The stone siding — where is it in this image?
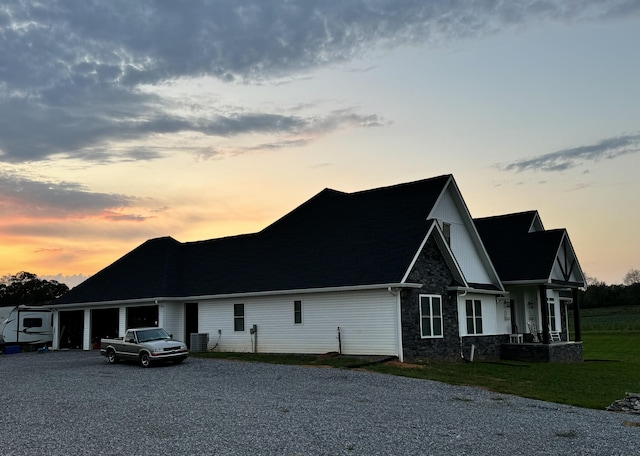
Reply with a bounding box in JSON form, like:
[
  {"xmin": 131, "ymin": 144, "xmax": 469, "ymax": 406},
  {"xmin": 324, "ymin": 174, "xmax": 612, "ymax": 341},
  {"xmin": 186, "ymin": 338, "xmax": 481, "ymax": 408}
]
[
  {"xmin": 401, "ymin": 236, "xmax": 459, "ymax": 361},
  {"xmin": 500, "ymin": 341, "xmax": 583, "ymax": 362},
  {"xmin": 461, "ymin": 335, "xmax": 509, "ymax": 361}
]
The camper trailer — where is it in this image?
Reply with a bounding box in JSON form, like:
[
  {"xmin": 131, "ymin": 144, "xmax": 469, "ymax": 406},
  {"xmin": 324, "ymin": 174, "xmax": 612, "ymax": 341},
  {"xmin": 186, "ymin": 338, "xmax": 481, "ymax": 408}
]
[{"xmin": 0, "ymin": 306, "xmax": 53, "ymax": 353}]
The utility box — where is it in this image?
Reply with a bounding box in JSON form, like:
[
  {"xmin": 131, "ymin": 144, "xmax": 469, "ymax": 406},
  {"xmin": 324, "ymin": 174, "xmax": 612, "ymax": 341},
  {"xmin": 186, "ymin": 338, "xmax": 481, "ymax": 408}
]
[{"xmin": 190, "ymin": 333, "xmax": 209, "ymax": 352}]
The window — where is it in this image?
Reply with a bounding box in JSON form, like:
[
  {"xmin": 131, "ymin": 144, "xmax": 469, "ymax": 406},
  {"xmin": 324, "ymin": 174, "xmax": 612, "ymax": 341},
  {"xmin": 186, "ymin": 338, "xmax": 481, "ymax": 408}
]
[
  {"xmin": 442, "ymin": 222, "xmax": 451, "ymax": 246},
  {"xmin": 234, "ymin": 304, "xmax": 245, "ymax": 332},
  {"xmin": 23, "ymin": 318, "xmax": 42, "ymax": 328},
  {"xmin": 548, "ymin": 298, "xmax": 557, "ymax": 331},
  {"xmin": 465, "ymin": 299, "xmax": 483, "ymax": 335},
  {"xmin": 420, "ymin": 295, "xmax": 443, "ymax": 338},
  {"xmin": 294, "ymin": 300, "xmax": 303, "ymax": 324}
]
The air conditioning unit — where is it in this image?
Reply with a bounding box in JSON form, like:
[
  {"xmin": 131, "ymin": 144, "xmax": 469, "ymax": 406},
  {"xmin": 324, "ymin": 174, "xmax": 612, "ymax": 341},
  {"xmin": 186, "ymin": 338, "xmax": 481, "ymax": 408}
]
[{"xmin": 190, "ymin": 333, "xmax": 209, "ymax": 352}]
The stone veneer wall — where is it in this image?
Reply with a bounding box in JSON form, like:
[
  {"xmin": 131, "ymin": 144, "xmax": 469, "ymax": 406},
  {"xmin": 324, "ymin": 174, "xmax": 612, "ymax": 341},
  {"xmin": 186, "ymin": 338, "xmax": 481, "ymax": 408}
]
[
  {"xmin": 400, "ymin": 236, "xmax": 460, "ymax": 361},
  {"xmin": 500, "ymin": 341, "xmax": 583, "ymax": 362},
  {"xmin": 461, "ymin": 335, "xmax": 510, "ymax": 361}
]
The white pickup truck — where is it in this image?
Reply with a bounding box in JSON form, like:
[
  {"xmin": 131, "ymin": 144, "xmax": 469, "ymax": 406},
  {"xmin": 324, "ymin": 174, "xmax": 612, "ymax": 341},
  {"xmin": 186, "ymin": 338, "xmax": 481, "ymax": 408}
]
[{"xmin": 100, "ymin": 327, "xmax": 188, "ymax": 367}]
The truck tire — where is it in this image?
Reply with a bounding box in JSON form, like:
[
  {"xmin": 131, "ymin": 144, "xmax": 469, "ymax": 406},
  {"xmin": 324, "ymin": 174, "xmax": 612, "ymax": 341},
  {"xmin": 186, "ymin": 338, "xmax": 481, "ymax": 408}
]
[
  {"xmin": 140, "ymin": 352, "xmax": 151, "ymax": 368},
  {"xmin": 107, "ymin": 349, "xmax": 118, "ymax": 364}
]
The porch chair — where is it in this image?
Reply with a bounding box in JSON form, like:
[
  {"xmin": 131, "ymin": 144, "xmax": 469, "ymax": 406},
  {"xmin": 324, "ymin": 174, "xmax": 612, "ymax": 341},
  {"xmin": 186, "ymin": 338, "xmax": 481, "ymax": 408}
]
[{"xmin": 549, "ymin": 328, "xmax": 561, "ymax": 342}]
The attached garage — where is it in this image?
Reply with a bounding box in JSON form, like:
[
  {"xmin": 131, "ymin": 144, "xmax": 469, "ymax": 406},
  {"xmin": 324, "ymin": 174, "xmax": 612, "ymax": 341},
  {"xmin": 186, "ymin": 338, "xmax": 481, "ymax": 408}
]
[
  {"xmin": 58, "ymin": 310, "xmax": 84, "ymax": 349},
  {"xmin": 126, "ymin": 305, "xmax": 159, "ymax": 329},
  {"xmin": 91, "ymin": 308, "xmax": 119, "ymax": 347}
]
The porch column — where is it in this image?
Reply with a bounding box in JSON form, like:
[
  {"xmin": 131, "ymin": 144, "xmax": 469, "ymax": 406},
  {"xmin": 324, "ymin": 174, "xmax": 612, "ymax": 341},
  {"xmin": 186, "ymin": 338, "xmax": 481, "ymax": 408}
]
[
  {"xmin": 52, "ymin": 310, "xmax": 60, "ymax": 350},
  {"xmin": 83, "ymin": 309, "xmax": 91, "ymax": 351},
  {"xmin": 572, "ymin": 288, "xmax": 582, "ymax": 342},
  {"xmin": 539, "ymin": 285, "xmax": 550, "ymax": 344}
]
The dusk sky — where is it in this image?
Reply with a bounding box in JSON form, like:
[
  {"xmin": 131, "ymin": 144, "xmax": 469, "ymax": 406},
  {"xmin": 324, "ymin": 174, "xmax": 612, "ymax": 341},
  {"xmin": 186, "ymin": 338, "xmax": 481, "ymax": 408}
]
[{"xmin": 1, "ymin": 0, "xmax": 638, "ymax": 288}]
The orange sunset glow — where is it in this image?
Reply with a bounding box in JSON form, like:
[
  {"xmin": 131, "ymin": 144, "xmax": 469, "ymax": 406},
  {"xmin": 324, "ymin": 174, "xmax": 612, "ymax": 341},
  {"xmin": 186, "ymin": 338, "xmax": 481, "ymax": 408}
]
[{"xmin": 1, "ymin": 2, "xmax": 639, "ymax": 288}]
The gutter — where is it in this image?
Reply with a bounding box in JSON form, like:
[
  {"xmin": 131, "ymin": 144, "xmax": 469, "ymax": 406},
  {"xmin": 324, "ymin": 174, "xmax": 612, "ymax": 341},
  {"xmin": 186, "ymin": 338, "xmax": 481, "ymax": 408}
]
[{"xmin": 448, "ymin": 286, "xmax": 509, "ymax": 297}]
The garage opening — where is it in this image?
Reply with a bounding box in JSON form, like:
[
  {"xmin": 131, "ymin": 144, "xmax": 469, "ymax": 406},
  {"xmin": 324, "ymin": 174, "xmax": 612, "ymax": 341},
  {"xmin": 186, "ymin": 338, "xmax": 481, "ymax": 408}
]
[
  {"xmin": 127, "ymin": 305, "xmax": 158, "ymax": 328},
  {"xmin": 59, "ymin": 310, "xmax": 84, "ymax": 349},
  {"xmin": 91, "ymin": 308, "xmax": 119, "ymax": 348},
  {"xmin": 185, "ymin": 302, "xmax": 198, "ymax": 349}
]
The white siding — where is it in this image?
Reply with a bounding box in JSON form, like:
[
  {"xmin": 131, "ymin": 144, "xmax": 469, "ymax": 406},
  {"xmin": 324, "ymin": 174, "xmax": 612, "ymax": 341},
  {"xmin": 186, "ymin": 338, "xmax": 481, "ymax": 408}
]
[
  {"xmin": 199, "ymin": 289, "xmax": 399, "ymax": 356},
  {"xmin": 430, "ymin": 187, "xmax": 492, "ymax": 284},
  {"xmin": 161, "ymin": 302, "xmax": 184, "ymax": 341},
  {"xmin": 457, "ymin": 293, "xmax": 504, "ymax": 336},
  {"xmin": 118, "ymin": 307, "xmax": 127, "ymax": 336}
]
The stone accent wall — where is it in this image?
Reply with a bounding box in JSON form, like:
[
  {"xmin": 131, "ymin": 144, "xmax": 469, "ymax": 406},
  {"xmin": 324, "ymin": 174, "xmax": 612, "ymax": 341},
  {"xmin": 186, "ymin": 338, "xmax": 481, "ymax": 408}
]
[
  {"xmin": 461, "ymin": 335, "xmax": 509, "ymax": 361},
  {"xmin": 500, "ymin": 341, "xmax": 583, "ymax": 362},
  {"xmin": 401, "ymin": 236, "xmax": 459, "ymax": 361}
]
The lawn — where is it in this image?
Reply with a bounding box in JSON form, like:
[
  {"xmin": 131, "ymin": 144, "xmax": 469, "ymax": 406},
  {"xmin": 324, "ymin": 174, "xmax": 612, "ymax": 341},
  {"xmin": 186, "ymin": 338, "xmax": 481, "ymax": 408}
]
[{"xmin": 195, "ymin": 309, "xmax": 640, "ymax": 411}]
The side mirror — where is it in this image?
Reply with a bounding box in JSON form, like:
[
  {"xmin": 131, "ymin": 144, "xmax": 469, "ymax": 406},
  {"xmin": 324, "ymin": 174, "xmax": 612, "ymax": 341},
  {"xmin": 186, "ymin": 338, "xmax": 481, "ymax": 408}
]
[{"xmin": 169, "ymin": 334, "xmax": 173, "ymax": 339}]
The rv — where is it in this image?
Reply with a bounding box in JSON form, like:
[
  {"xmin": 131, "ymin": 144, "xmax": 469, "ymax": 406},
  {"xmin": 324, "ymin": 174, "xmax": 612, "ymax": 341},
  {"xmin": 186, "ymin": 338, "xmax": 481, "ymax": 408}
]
[{"xmin": 0, "ymin": 306, "xmax": 53, "ymax": 353}]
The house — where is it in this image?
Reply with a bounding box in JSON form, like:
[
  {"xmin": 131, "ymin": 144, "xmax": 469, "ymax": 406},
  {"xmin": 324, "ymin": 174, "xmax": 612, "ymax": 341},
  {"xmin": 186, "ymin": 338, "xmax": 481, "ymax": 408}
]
[
  {"xmin": 474, "ymin": 211, "xmax": 586, "ymax": 361},
  {"xmin": 51, "ymin": 174, "xmax": 585, "ymax": 361}
]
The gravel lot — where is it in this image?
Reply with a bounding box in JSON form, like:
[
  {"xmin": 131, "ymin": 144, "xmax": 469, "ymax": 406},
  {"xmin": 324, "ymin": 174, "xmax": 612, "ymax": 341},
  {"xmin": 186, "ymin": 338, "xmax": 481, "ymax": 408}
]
[{"xmin": 0, "ymin": 351, "xmax": 637, "ymax": 455}]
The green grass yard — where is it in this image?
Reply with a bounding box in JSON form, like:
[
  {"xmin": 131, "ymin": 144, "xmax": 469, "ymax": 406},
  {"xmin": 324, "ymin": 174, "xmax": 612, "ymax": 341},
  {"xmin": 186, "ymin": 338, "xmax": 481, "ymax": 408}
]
[{"xmin": 195, "ymin": 308, "xmax": 640, "ymax": 410}]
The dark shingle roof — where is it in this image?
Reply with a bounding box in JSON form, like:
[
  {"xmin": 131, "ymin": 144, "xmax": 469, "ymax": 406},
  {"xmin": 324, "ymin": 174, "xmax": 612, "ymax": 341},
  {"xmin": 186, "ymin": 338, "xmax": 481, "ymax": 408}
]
[
  {"xmin": 474, "ymin": 212, "xmax": 565, "ymax": 282},
  {"xmin": 55, "ymin": 175, "xmax": 452, "ymax": 304}
]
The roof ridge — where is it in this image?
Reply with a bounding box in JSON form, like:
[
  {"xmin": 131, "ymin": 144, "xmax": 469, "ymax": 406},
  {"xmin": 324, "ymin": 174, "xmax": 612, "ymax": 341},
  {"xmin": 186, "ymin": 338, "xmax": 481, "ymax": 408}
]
[{"xmin": 348, "ymin": 174, "xmax": 452, "ymax": 196}]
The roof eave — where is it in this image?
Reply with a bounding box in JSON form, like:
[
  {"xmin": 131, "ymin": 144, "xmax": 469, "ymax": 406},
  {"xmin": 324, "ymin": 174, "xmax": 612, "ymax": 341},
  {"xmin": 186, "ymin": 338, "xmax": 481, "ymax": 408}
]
[{"xmin": 46, "ymin": 282, "xmax": 425, "ymax": 308}]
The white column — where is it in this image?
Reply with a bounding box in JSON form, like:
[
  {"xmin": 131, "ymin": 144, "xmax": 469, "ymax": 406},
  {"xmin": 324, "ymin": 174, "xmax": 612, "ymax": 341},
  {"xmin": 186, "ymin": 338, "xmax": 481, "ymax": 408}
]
[{"xmin": 52, "ymin": 310, "xmax": 60, "ymax": 350}]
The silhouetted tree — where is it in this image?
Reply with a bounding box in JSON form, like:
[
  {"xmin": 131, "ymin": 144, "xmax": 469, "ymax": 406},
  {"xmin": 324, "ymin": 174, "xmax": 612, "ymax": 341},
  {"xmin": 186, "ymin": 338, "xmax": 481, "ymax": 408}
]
[
  {"xmin": 623, "ymin": 269, "xmax": 640, "ymax": 286},
  {"xmin": 0, "ymin": 271, "xmax": 69, "ymax": 307}
]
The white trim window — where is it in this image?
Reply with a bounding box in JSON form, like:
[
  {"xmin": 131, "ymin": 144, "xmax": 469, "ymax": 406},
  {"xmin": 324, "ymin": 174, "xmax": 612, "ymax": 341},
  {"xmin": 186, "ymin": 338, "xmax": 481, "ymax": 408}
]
[
  {"xmin": 465, "ymin": 299, "xmax": 483, "ymax": 335},
  {"xmin": 294, "ymin": 300, "xmax": 303, "ymax": 325},
  {"xmin": 234, "ymin": 303, "xmax": 245, "ymax": 332},
  {"xmin": 548, "ymin": 298, "xmax": 557, "ymax": 331},
  {"xmin": 420, "ymin": 295, "xmax": 443, "ymax": 338}
]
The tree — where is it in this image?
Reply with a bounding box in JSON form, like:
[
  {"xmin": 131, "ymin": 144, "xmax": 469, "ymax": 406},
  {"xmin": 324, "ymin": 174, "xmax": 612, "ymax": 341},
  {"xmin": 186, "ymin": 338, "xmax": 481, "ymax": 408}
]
[
  {"xmin": 0, "ymin": 271, "xmax": 69, "ymax": 307},
  {"xmin": 623, "ymin": 269, "xmax": 640, "ymax": 286}
]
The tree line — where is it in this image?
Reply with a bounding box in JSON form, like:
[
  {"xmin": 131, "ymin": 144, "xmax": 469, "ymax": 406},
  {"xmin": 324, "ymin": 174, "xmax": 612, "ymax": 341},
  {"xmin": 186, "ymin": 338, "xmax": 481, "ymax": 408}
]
[
  {"xmin": 0, "ymin": 271, "xmax": 69, "ymax": 307},
  {"xmin": 580, "ymin": 269, "xmax": 640, "ymax": 309},
  {"xmin": 1, "ymin": 268, "xmax": 638, "ymax": 310}
]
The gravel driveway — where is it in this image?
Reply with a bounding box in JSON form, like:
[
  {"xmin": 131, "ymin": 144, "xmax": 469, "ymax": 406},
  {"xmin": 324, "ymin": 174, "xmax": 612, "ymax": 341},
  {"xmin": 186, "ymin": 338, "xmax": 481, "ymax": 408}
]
[{"xmin": 0, "ymin": 351, "xmax": 637, "ymax": 455}]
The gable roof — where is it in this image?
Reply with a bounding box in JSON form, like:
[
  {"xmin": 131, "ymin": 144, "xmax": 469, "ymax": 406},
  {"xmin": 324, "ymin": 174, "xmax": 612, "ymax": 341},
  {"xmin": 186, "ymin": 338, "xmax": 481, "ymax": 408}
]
[
  {"xmin": 474, "ymin": 211, "xmax": 585, "ymax": 286},
  {"xmin": 57, "ymin": 175, "xmax": 476, "ymax": 305}
]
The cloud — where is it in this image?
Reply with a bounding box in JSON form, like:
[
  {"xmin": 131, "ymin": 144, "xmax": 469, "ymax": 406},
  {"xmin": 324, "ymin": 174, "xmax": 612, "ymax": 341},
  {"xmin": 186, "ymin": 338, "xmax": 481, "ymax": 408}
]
[
  {"xmin": 1, "ymin": 0, "xmax": 636, "ymax": 165},
  {"xmin": 0, "ymin": 171, "xmax": 138, "ymax": 218},
  {"xmin": 40, "ymin": 274, "xmax": 89, "ymax": 288},
  {"xmin": 501, "ymin": 133, "xmax": 640, "ymax": 172}
]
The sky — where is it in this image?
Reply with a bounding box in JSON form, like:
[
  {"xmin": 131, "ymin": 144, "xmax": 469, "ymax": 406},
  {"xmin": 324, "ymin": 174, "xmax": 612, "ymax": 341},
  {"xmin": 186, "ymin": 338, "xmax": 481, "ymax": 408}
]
[{"xmin": 1, "ymin": 0, "xmax": 639, "ymax": 288}]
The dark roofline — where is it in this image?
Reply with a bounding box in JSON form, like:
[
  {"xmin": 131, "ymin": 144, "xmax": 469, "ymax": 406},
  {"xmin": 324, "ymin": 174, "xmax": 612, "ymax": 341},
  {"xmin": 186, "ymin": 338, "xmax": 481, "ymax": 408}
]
[{"xmin": 474, "ymin": 210, "xmax": 538, "ymax": 223}]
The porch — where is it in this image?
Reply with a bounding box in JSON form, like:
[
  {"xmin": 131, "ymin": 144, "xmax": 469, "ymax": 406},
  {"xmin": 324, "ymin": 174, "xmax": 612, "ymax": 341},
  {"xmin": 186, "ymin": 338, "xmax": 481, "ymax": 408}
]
[{"xmin": 500, "ymin": 340, "xmax": 583, "ymax": 363}]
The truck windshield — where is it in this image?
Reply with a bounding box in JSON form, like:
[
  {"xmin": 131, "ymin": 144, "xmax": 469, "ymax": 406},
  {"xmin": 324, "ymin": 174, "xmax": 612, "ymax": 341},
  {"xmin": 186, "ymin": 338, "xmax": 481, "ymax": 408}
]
[{"xmin": 136, "ymin": 328, "xmax": 170, "ymax": 342}]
